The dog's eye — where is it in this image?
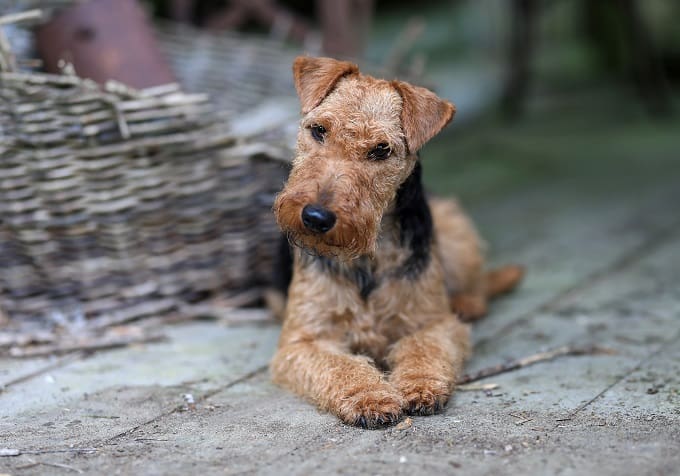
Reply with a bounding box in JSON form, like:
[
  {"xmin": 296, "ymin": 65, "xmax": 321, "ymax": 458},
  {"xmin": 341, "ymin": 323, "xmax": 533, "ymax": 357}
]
[
  {"xmin": 310, "ymin": 124, "xmax": 327, "ymax": 143},
  {"xmin": 367, "ymin": 143, "xmax": 391, "ymax": 160}
]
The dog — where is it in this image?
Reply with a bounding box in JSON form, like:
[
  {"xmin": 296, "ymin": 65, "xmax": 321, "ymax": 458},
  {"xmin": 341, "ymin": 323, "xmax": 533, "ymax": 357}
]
[{"xmin": 269, "ymin": 56, "xmax": 523, "ymax": 428}]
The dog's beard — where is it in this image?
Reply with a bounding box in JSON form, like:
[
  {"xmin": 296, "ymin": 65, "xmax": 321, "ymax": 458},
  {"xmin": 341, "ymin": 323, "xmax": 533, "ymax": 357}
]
[{"xmin": 283, "ymin": 228, "xmax": 375, "ymax": 263}]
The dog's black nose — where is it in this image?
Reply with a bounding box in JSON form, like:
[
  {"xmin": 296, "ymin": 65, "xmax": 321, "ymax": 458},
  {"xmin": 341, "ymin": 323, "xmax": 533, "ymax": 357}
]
[{"xmin": 301, "ymin": 204, "xmax": 336, "ymax": 233}]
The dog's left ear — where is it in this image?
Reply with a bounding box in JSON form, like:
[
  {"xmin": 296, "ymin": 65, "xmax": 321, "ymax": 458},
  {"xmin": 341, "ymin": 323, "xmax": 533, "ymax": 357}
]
[
  {"xmin": 293, "ymin": 56, "xmax": 359, "ymax": 114},
  {"xmin": 391, "ymin": 80, "xmax": 456, "ymax": 154}
]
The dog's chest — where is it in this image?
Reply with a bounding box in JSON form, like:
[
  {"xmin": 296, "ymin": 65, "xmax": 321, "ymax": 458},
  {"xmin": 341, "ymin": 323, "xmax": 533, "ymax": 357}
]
[{"xmin": 305, "ymin": 244, "xmax": 449, "ymax": 359}]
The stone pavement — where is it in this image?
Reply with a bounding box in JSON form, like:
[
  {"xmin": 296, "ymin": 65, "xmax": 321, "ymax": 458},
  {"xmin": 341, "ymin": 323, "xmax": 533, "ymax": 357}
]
[{"xmin": 2, "ymin": 130, "xmax": 680, "ymax": 475}]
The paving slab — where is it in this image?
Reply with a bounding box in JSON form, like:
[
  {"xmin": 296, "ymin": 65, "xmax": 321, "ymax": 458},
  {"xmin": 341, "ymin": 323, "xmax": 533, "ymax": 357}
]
[
  {"xmin": 1, "ymin": 324, "xmax": 279, "ymax": 455},
  {"xmin": 469, "ymin": 158, "xmax": 680, "ymax": 349}
]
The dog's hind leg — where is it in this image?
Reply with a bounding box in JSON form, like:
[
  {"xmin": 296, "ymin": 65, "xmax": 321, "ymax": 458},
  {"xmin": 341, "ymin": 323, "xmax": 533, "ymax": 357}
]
[
  {"xmin": 430, "ymin": 198, "xmax": 487, "ymax": 319},
  {"xmin": 448, "ymin": 265, "xmax": 524, "ymax": 321},
  {"xmin": 431, "ymin": 198, "xmax": 523, "ymax": 321}
]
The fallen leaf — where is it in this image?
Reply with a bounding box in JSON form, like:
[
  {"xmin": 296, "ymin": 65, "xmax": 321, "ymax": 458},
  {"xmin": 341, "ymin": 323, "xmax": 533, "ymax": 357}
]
[{"xmin": 395, "ymin": 417, "xmax": 413, "ymax": 431}]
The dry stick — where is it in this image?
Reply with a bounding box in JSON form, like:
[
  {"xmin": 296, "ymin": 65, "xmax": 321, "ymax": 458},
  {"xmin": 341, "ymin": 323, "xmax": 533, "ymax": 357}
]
[
  {"xmin": 44, "ymin": 461, "xmax": 84, "ymax": 474},
  {"xmin": 8, "ymin": 334, "xmax": 166, "ymax": 358},
  {"xmin": 140, "ymin": 290, "xmax": 274, "ymax": 328},
  {"xmin": 456, "ymin": 345, "xmax": 617, "ymax": 386},
  {"xmin": 1, "ymin": 447, "xmax": 97, "ymax": 457},
  {"xmin": 17, "ymin": 459, "xmax": 84, "ymax": 474},
  {"xmin": 105, "ymin": 364, "xmax": 269, "ymax": 442},
  {"xmin": 23, "ymin": 447, "xmax": 97, "ymax": 455},
  {"xmin": 457, "ymin": 382, "xmax": 499, "ymax": 392},
  {"xmin": 86, "ymin": 299, "xmax": 178, "ymax": 330},
  {"xmin": 0, "ymin": 352, "xmax": 85, "ymax": 392}
]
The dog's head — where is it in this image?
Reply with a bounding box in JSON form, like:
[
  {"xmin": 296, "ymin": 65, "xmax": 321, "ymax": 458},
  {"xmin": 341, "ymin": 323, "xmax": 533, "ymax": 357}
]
[{"xmin": 274, "ymin": 56, "xmax": 455, "ymax": 261}]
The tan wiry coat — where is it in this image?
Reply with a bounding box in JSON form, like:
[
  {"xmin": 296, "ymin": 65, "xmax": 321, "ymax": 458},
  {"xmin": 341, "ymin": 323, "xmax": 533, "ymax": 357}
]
[{"xmin": 270, "ymin": 56, "xmax": 523, "ymax": 428}]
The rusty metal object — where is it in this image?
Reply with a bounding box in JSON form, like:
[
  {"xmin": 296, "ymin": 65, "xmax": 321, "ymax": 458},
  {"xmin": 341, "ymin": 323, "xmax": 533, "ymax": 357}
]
[{"xmin": 35, "ymin": 0, "xmax": 174, "ymax": 88}]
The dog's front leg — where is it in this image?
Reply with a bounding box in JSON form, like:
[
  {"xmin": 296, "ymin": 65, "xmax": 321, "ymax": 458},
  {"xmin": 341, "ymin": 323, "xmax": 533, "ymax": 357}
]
[
  {"xmin": 387, "ymin": 316, "xmax": 471, "ymax": 415},
  {"xmin": 271, "ymin": 338, "xmax": 404, "ymax": 428}
]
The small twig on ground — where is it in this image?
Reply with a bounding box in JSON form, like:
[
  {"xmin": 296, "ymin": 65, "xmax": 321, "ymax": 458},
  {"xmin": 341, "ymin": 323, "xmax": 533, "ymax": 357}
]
[
  {"xmin": 177, "ymin": 290, "xmax": 274, "ymax": 325},
  {"xmin": 86, "ymin": 299, "xmax": 177, "ymax": 330},
  {"xmin": 456, "ymin": 345, "xmax": 617, "ymax": 385},
  {"xmin": 16, "ymin": 457, "xmax": 84, "ymax": 474},
  {"xmin": 41, "ymin": 461, "xmax": 83, "ymax": 473},
  {"xmin": 0, "ymin": 352, "xmax": 84, "ymax": 392},
  {"xmin": 0, "ymin": 447, "xmax": 96, "ymax": 457},
  {"xmin": 7, "ymin": 334, "xmax": 166, "ymax": 358},
  {"xmin": 171, "ymin": 306, "xmax": 274, "ymax": 326},
  {"xmin": 457, "ymin": 382, "xmax": 500, "ymax": 392},
  {"xmin": 23, "ymin": 447, "xmax": 97, "ymax": 455},
  {"xmin": 135, "ymin": 291, "xmax": 273, "ymax": 328}
]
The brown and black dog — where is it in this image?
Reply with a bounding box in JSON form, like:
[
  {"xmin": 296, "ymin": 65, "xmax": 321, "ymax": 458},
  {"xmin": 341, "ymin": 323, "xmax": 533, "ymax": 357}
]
[{"xmin": 270, "ymin": 56, "xmax": 523, "ymax": 428}]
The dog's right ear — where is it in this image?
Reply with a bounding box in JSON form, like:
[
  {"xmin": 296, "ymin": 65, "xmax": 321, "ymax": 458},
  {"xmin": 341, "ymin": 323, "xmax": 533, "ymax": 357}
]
[{"xmin": 293, "ymin": 56, "xmax": 359, "ymax": 114}]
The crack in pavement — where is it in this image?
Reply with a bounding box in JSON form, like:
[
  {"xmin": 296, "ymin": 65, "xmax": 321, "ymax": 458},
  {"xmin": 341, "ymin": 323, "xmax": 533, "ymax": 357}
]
[
  {"xmin": 554, "ymin": 328, "xmax": 680, "ymax": 426},
  {"xmin": 0, "ymin": 352, "xmax": 86, "ymax": 393},
  {"xmin": 96, "ymin": 364, "xmax": 269, "ymax": 447},
  {"xmin": 476, "ymin": 218, "xmax": 680, "ymax": 353}
]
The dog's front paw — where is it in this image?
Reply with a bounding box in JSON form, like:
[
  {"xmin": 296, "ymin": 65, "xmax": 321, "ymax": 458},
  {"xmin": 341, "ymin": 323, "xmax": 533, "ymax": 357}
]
[
  {"xmin": 392, "ymin": 377, "xmax": 451, "ymax": 416},
  {"xmin": 336, "ymin": 386, "xmax": 404, "ymax": 429}
]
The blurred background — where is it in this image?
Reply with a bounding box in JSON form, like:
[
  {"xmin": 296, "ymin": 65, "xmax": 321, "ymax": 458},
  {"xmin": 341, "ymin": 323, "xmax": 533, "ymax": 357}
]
[
  {"xmin": 148, "ymin": 0, "xmax": 680, "ymax": 198},
  {"xmin": 14, "ymin": 0, "xmax": 679, "ymax": 198},
  {"xmin": 1, "ymin": 0, "xmax": 679, "ymax": 338}
]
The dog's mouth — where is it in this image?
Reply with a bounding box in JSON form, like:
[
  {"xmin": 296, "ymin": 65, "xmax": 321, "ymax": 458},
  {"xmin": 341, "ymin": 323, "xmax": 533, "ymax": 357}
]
[{"xmin": 283, "ymin": 228, "xmax": 360, "ymax": 261}]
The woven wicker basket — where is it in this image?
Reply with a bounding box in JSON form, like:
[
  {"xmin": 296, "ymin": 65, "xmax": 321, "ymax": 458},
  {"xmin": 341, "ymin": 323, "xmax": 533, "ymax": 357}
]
[
  {"xmin": 157, "ymin": 22, "xmax": 301, "ymax": 117},
  {"xmin": 0, "ymin": 17, "xmax": 291, "ymax": 325}
]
